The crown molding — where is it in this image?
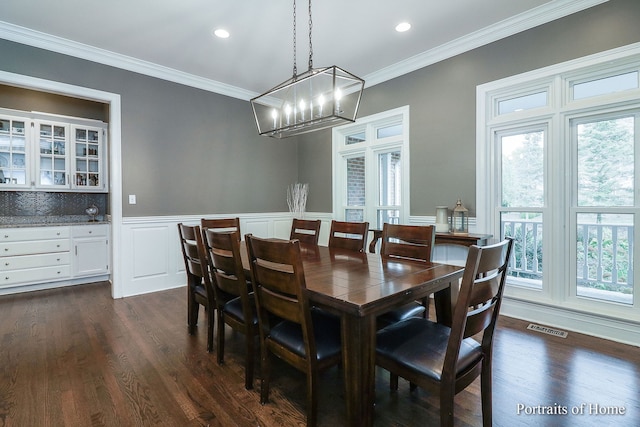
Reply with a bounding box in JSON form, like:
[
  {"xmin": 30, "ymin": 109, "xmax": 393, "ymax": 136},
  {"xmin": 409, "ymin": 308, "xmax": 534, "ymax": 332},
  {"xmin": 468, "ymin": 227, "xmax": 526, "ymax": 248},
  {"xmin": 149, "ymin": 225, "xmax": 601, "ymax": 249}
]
[
  {"xmin": 364, "ymin": 0, "xmax": 609, "ymax": 88},
  {"xmin": 0, "ymin": 21, "xmax": 257, "ymax": 101},
  {"xmin": 0, "ymin": 0, "xmax": 608, "ymax": 99}
]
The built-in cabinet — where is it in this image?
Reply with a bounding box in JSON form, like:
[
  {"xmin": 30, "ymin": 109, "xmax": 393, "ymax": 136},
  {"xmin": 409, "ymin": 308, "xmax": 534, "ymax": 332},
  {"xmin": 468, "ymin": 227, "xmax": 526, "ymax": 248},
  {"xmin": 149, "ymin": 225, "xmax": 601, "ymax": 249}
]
[
  {"xmin": 0, "ymin": 109, "xmax": 107, "ymax": 192},
  {"xmin": 72, "ymin": 224, "xmax": 109, "ymax": 277},
  {"xmin": 0, "ymin": 224, "xmax": 110, "ymax": 291}
]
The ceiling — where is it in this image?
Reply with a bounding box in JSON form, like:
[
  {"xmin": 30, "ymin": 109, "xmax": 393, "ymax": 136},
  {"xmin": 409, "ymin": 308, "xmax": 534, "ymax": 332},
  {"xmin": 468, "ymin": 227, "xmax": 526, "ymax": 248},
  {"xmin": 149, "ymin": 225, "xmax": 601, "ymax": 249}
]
[{"xmin": 0, "ymin": 0, "xmax": 606, "ymax": 100}]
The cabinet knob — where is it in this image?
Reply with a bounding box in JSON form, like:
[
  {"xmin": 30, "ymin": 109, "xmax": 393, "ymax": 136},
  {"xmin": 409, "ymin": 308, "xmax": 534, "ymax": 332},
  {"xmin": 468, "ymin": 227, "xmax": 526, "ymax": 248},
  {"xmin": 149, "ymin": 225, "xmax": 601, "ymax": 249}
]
[{"xmin": 3, "ymin": 235, "xmax": 8, "ymax": 238}]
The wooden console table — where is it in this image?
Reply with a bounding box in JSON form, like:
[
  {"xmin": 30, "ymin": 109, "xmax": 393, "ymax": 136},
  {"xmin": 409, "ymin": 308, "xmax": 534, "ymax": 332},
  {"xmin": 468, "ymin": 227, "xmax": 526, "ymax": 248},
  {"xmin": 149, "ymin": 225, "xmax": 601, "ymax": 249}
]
[{"xmin": 368, "ymin": 229, "xmax": 492, "ymax": 253}]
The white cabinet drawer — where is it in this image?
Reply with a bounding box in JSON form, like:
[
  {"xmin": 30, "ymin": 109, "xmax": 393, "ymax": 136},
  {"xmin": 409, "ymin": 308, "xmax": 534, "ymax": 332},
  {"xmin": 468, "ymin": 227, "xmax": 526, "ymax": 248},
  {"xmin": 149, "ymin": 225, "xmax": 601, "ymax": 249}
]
[
  {"xmin": 1, "ymin": 239, "xmax": 70, "ymax": 257},
  {"xmin": 0, "ymin": 226, "xmax": 70, "ymax": 242},
  {"xmin": 72, "ymin": 224, "xmax": 109, "ymax": 238},
  {"xmin": 0, "ymin": 265, "xmax": 71, "ymax": 287},
  {"xmin": 0, "ymin": 252, "xmax": 71, "ymax": 271}
]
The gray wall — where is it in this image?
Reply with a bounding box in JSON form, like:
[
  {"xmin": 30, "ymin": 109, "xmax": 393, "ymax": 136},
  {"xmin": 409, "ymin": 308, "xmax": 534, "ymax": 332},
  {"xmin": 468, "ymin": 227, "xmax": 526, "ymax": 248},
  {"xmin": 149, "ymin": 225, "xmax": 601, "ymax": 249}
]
[
  {"xmin": 0, "ymin": 40, "xmax": 299, "ymax": 216},
  {"xmin": 1, "ymin": 0, "xmax": 639, "ymax": 218},
  {"xmin": 299, "ymin": 0, "xmax": 640, "ymax": 216}
]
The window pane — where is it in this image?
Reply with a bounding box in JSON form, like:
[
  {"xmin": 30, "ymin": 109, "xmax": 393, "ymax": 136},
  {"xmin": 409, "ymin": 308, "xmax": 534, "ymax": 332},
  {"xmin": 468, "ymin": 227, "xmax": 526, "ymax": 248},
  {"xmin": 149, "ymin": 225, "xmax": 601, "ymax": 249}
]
[
  {"xmin": 345, "ymin": 209, "xmax": 364, "ymax": 222},
  {"xmin": 378, "ymin": 151, "xmax": 401, "ymax": 207},
  {"xmin": 501, "ymin": 211, "xmax": 543, "ymax": 289},
  {"xmin": 376, "ymin": 124, "xmax": 402, "ymax": 139},
  {"xmin": 345, "ymin": 132, "xmax": 365, "ymax": 145},
  {"xmin": 378, "ymin": 210, "xmax": 399, "ymax": 228},
  {"xmin": 573, "ymin": 71, "xmax": 638, "ymax": 100},
  {"xmin": 501, "ymin": 130, "xmax": 544, "ymax": 207},
  {"xmin": 577, "ymin": 116, "xmax": 634, "ymax": 207},
  {"xmin": 498, "ymin": 91, "xmax": 547, "ymax": 115},
  {"xmin": 346, "ymin": 156, "xmax": 365, "ymax": 206},
  {"xmin": 576, "ymin": 213, "xmax": 633, "ymax": 304}
]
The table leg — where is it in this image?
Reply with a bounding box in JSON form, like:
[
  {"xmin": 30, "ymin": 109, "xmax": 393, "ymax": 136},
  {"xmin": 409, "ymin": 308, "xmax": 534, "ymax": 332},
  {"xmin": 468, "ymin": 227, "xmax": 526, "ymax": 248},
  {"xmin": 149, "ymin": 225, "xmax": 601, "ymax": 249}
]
[
  {"xmin": 341, "ymin": 313, "xmax": 376, "ymax": 427},
  {"xmin": 433, "ymin": 281, "xmax": 454, "ymax": 326}
]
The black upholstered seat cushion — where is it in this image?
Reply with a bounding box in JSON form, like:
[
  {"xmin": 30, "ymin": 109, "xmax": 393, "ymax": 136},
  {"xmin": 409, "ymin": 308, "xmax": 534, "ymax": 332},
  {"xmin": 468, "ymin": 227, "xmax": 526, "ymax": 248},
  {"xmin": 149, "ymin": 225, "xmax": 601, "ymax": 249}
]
[
  {"xmin": 223, "ymin": 296, "xmax": 258, "ymax": 326},
  {"xmin": 268, "ymin": 309, "xmax": 341, "ymax": 361},
  {"xmin": 377, "ymin": 302, "xmax": 426, "ymax": 328},
  {"xmin": 193, "ymin": 284, "xmax": 208, "ymax": 299},
  {"xmin": 376, "ymin": 317, "xmax": 482, "ymax": 381}
]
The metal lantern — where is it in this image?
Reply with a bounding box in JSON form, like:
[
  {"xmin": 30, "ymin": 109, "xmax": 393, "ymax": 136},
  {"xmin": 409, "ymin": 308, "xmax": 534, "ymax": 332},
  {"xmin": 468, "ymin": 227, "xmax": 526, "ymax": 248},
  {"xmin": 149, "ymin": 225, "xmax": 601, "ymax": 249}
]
[
  {"xmin": 451, "ymin": 199, "xmax": 469, "ymax": 235},
  {"xmin": 250, "ymin": 0, "xmax": 364, "ymax": 139}
]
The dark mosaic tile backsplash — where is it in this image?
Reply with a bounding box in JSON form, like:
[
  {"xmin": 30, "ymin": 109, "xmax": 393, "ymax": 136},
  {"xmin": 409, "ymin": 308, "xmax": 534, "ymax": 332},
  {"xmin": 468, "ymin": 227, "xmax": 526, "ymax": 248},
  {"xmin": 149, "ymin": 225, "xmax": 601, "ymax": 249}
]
[{"xmin": 0, "ymin": 191, "xmax": 108, "ymax": 222}]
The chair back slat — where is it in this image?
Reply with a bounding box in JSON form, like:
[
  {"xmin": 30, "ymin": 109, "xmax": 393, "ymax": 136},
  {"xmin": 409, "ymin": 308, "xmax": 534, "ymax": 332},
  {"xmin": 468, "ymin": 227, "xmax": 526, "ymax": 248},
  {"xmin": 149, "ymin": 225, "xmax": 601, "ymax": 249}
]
[
  {"xmin": 328, "ymin": 220, "xmax": 369, "ymax": 252},
  {"xmin": 464, "ymin": 303, "xmax": 496, "ymax": 338},
  {"xmin": 467, "ymin": 274, "xmax": 500, "ymax": 308},
  {"xmin": 201, "ymin": 217, "xmax": 241, "ymax": 241},
  {"xmin": 290, "ymin": 218, "xmax": 322, "ymax": 245},
  {"xmin": 380, "ymin": 223, "xmax": 434, "ymax": 262}
]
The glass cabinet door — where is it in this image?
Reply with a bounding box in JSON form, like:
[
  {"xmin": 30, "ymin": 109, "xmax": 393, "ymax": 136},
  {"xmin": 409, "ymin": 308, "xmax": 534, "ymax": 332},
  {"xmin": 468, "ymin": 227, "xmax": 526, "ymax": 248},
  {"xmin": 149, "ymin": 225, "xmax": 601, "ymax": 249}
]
[
  {"xmin": 36, "ymin": 121, "xmax": 68, "ymax": 188},
  {"xmin": 72, "ymin": 125, "xmax": 104, "ymax": 190},
  {"xmin": 0, "ymin": 117, "xmax": 29, "ymax": 187}
]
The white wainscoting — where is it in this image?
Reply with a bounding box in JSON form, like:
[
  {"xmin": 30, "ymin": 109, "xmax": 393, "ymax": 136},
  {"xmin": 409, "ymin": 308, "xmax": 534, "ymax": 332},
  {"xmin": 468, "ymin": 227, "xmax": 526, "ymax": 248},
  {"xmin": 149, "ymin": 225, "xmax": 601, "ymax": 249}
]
[{"xmin": 117, "ymin": 212, "xmax": 335, "ymax": 298}]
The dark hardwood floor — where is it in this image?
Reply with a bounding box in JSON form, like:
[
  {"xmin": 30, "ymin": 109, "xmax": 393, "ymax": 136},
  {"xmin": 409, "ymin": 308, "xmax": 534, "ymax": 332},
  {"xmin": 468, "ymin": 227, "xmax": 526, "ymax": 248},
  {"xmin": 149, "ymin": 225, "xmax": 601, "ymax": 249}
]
[{"xmin": 1, "ymin": 282, "xmax": 639, "ymax": 426}]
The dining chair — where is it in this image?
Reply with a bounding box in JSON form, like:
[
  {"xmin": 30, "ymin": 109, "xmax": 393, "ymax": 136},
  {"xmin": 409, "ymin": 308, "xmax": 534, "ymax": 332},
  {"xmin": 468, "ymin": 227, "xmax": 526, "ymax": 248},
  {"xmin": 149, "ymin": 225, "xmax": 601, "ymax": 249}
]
[
  {"xmin": 201, "ymin": 217, "xmax": 241, "ymax": 240},
  {"xmin": 375, "ymin": 238, "xmax": 514, "ymax": 427},
  {"xmin": 245, "ymin": 234, "xmax": 342, "ymax": 427},
  {"xmin": 177, "ymin": 223, "xmax": 216, "ymax": 352},
  {"xmin": 327, "ymin": 220, "xmax": 369, "ymax": 252},
  {"xmin": 289, "ymin": 218, "xmax": 322, "ymax": 245},
  {"xmin": 377, "ymin": 223, "xmax": 436, "ymax": 329},
  {"xmin": 203, "ymin": 228, "xmax": 258, "ymax": 390}
]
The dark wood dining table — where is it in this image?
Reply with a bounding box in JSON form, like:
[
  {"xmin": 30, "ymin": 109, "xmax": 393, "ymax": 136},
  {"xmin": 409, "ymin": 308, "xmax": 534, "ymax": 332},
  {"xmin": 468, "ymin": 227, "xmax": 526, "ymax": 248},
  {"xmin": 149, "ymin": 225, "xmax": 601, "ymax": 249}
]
[{"xmin": 241, "ymin": 241, "xmax": 464, "ymax": 427}]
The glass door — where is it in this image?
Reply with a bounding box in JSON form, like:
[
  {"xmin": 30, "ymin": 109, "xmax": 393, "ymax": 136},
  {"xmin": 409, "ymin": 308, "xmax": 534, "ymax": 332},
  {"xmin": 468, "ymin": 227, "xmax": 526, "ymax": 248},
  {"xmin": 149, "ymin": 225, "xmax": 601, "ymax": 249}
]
[
  {"xmin": 0, "ymin": 116, "xmax": 29, "ymax": 187},
  {"xmin": 36, "ymin": 121, "xmax": 69, "ymax": 188},
  {"xmin": 73, "ymin": 125, "xmax": 104, "ymax": 190}
]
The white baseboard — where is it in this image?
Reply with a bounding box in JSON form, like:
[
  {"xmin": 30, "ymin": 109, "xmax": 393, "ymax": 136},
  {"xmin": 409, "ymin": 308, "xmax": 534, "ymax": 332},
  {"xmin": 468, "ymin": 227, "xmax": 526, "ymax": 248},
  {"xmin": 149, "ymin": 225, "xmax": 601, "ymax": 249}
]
[{"xmin": 501, "ymin": 297, "xmax": 640, "ymax": 347}]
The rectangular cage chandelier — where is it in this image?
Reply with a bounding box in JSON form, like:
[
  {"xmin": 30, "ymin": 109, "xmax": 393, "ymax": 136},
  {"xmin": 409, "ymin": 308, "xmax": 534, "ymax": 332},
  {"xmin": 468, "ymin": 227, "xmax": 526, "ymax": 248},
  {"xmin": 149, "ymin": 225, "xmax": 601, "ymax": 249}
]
[{"xmin": 250, "ymin": 0, "xmax": 364, "ymax": 139}]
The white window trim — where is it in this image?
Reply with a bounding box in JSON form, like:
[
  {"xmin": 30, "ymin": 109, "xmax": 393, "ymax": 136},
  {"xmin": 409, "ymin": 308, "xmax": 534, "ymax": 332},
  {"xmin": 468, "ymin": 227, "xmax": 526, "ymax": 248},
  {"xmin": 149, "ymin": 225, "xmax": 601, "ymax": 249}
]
[
  {"xmin": 477, "ymin": 42, "xmax": 640, "ymax": 346},
  {"xmin": 332, "ymin": 106, "xmax": 410, "ymax": 226}
]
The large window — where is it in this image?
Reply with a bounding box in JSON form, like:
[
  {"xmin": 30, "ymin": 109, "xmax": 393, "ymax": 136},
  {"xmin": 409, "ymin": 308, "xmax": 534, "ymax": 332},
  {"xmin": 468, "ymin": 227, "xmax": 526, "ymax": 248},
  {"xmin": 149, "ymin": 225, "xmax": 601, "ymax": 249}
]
[
  {"xmin": 478, "ymin": 45, "xmax": 640, "ymax": 322},
  {"xmin": 333, "ymin": 106, "xmax": 410, "ymax": 228}
]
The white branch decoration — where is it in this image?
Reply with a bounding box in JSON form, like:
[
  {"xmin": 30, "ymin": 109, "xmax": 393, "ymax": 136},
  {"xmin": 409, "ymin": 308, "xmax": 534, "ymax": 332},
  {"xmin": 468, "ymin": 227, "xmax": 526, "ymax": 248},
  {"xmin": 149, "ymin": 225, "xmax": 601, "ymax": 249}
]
[{"xmin": 287, "ymin": 183, "xmax": 308, "ymax": 218}]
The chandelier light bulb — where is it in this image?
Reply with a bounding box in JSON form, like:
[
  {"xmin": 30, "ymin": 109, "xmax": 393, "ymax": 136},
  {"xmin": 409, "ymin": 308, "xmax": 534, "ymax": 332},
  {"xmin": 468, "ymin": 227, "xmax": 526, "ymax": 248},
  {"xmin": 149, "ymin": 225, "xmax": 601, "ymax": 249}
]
[
  {"xmin": 335, "ymin": 88, "xmax": 342, "ymax": 113},
  {"xmin": 299, "ymin": 99, "xmax": 306, "ymax": 121},
  {"xmin": 285, "ymin": 104, "xmax": 292, "ymax": 125}
]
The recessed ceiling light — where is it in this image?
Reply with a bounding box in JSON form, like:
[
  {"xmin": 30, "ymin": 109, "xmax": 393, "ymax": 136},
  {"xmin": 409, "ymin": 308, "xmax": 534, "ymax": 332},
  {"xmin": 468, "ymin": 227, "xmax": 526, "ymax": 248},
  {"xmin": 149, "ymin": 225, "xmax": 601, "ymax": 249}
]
[
  {"xmin": 395, "ymin": 22, "xmax": 411, "ymax": 33},
  {"xmin": 213, "ymin": 28, "xmax": 230, "ymax": 39}
]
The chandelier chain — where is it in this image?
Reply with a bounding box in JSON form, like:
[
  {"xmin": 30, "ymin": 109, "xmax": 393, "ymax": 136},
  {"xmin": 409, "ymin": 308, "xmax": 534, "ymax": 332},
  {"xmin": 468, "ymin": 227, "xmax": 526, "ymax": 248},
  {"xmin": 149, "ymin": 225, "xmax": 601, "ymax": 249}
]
[
  {"xmin": 308, "ymin": 0, "xmax": 313, "ymax": 70},
  {"xmin": 292, "ymin": 0, "xmax": 297, "ymax": 77}
]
